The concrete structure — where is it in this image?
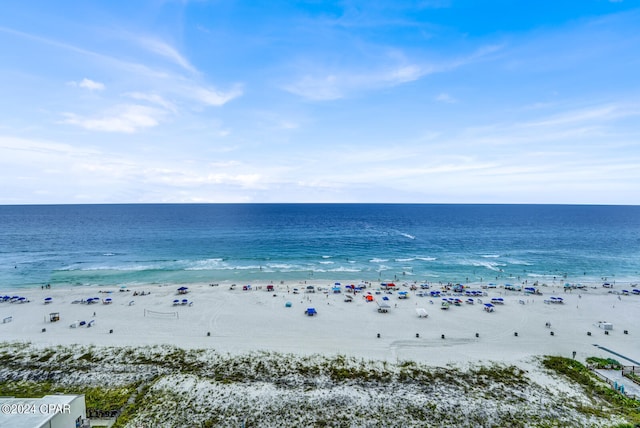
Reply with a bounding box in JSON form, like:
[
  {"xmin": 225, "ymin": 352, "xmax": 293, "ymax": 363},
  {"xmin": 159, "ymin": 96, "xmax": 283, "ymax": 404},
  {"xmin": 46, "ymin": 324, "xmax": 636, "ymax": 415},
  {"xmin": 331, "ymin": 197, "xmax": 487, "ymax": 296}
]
[{"xmin": 0, "ymin": 394, "xmax": 88, "ymax": 428}]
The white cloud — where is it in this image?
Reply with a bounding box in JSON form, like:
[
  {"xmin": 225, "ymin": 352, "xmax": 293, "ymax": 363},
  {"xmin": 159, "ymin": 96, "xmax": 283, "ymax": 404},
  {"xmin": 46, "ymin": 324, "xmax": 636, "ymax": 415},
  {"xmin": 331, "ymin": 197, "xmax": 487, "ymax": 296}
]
[
  {"xmin": 68, "ymin": 78, "xmax": 105, "ymax": 91},
  {"xmin": 189, "ymin": 84, "xmax": 243, "ymax": 106},
  {"xmin": 79, "ymin": 78, "xmax": 105, "ymax": 91},
  {"xmin": 136, "ymin": 36, "xmax": 197, "ymax": 73},
  {"xmin": 283, "ymin": 64, "xmax": 430, "ymax": 101},
  {"xmin": 284, "ymin": 75, "xmax": 343, "ymax": 101},
  {"xmin": 517, "ymin": 104, "xmax": 635, "ymax": 129},
  {"xmin": 385, "ymin": 65, "xmax": 426, "ymax": 83},
  {"xmin": 61, "ymin": 104, "xmax": 165, "ymax": 133},
  {"xmin": 125, "ymin": 92, "xmax": 176, "ymax": 112},
  {"xmin": 435, "ymin": 93, "xmax": 457, "ymax": 103},
  {"xmin": 283, "ymin": 44, "xmax": 502, "ymax": 101}
]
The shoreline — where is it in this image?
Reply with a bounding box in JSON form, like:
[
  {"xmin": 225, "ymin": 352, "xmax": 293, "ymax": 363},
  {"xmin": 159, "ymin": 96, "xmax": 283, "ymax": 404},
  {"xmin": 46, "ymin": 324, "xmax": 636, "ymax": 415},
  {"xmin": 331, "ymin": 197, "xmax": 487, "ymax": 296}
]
[{"xmin": 6, "ymin": 275, "xmax": 639, "ymax": 291}]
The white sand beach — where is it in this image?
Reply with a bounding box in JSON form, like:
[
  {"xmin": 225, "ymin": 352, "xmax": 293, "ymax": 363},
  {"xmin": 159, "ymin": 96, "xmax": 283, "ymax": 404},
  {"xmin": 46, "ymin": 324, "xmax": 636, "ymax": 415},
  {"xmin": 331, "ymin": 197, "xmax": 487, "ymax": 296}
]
[{"xmin": 1, "ymin": 281, "xmax": 638, "ymax": 366}]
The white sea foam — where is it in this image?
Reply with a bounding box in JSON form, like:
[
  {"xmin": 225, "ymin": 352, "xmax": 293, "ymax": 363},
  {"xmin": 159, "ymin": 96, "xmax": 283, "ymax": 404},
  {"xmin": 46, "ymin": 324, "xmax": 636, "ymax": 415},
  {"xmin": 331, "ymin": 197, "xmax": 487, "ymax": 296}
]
[
  {"xmin": 400, "ymin": 232, "xmax": 416, "ymax": 240},
  {"xmin": 481, "ymin": 254, "xmax": 500, "ymax": 258},
  {"xmin": 329, "ymin": 266, "xmax": 361, "ymax": 273},
  {"xmin": 265, "ymin": 263, "xmax": 298, "ymax": 270},
  {"xmin": 395, "ymin": 258, "xmax": 415, "ymax": 262},
  {"xmin": 215, "ymin": 265, "xmax": 263, "ymax": 271},
  {"xmin": 468, "ymin": 260, "xmax": 507, "ymax": 271},
  {"xmin": 506, "ymin": 259, "xmax": 533, "ymax": 266},
  {"xmin": 321, "ymin": 255, "xmax": 332, "ymax": 259},
  {"xmin": 57, "ymin": 264, "xmax": 155, "ymax": 272},
  {"xmin": 416, "ymin": 257, "xmax": 437, "ymax": 261},
  {"xmin": 319, "ymin": 261, "xmax": 334, "ymax": 265},
  {"xmin": 477, "ymin": 262, "xmax": 503, "ymax": 272},
  {"xmin": 370, "ymin": 258, "xmax": 389, "ymax": 263},
  {"xmin": 185, "ymin": 258, "xmax": 226, "ymax": 270}
]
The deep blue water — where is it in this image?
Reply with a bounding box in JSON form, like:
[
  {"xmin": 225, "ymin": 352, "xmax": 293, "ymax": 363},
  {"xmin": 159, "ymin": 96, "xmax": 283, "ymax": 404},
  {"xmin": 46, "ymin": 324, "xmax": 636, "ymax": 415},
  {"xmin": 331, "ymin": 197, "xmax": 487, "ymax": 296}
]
[{"xmin": 1, "ymin": 204, "xmax": 639, "ymax": 288}]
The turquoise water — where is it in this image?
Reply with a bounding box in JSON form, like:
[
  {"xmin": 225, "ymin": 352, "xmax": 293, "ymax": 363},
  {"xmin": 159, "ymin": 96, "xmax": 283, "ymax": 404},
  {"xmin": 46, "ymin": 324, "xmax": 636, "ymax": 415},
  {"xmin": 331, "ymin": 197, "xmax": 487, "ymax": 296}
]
[{"xmin": 1, "ymin": 204, "xmax": 639, "ymax": 288}]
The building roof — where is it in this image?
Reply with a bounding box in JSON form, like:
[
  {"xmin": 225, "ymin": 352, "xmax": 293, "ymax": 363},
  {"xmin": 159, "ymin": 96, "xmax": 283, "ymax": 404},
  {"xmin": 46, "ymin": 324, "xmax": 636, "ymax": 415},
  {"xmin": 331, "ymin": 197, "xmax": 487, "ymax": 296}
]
[{"xmin": 0, "ymin": 394, "xmax": 82, "ymax": 428}]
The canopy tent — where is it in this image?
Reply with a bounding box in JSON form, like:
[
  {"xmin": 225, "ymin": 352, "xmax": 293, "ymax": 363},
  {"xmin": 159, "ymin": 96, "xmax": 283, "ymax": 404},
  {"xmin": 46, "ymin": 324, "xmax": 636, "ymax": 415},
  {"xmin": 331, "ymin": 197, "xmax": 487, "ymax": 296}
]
[{"xmin": 377, "ymin": 300, "xmax": 391, "ymax": 313}]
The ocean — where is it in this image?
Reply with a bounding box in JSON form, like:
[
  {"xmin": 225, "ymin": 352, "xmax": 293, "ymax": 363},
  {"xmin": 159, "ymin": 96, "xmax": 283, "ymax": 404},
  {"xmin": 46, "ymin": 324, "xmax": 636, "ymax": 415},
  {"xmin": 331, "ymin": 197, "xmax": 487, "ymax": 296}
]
[{"xmin": 1, "ymin": 204, "xmax": 639, "ymax": 289}]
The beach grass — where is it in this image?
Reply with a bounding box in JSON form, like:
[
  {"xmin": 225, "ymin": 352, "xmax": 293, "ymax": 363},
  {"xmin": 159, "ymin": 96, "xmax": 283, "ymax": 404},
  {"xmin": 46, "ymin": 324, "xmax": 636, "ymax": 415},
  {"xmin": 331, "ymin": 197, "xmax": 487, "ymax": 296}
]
[
  {"xmin": 1, "ymin": 342, "xmax": 636, "ymax": 427},
  {"xmin": 542, "ymin": 356, "xmax": 640, "ymax": 425}
]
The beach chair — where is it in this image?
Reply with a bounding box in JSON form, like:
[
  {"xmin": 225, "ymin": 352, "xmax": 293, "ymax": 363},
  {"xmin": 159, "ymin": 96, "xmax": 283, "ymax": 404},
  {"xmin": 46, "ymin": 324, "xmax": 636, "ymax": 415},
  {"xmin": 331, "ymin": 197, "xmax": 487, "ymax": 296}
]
[{"xmin": 305, "ymin": 308, "xmax": 317, "ymax": 316}]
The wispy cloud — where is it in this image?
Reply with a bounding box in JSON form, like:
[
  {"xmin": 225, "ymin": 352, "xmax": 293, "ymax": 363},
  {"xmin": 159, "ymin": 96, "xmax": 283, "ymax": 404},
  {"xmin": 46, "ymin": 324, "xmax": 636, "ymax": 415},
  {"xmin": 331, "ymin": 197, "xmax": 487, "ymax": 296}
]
[
  {"xmin": 435, "ymin": 92, "xmax": 457, "ymax": 103},
  {"xmin": 61, "ymin": 104, "xmax": 166, "ymax": 133},
  {"xmin": 517, "ymin": 104, "xmax": 637, "ymax": 129},
  {"xmin": 283, "ymin": 44, "xmax": 502, "ymax": 101},
  {"xmin": 68, "ymin": 78, "xmax": 105, "ymax": 91},
  {"xmin": 188, "ymin": 84, "xmax": 243, "ymax": 106},
  {"xmin": 283, "ymin": 64, "xmax": 432, "ymax": 101},
  {"xmin": 135, "ymin": 36, "xmax": 197, "ymax": 74},
  {"xmin": 125, "ymin": 92, "xmax": 177, "ymax": 112}
]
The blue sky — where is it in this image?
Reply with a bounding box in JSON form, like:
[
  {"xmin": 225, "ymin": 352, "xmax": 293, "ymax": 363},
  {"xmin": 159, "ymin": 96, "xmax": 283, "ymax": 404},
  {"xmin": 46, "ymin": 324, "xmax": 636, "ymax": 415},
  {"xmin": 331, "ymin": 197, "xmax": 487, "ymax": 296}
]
[{"xmin": 1, "ymin": 0, "xmax": 639, "ymax": 204}]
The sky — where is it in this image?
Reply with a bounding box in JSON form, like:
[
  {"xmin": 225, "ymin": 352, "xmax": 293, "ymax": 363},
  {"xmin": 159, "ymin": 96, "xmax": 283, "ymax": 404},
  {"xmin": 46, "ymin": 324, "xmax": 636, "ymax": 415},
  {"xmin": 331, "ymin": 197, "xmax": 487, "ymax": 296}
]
[{"xmin": 1, "ymin": 0, "xmax": 639, "ymax": 204}]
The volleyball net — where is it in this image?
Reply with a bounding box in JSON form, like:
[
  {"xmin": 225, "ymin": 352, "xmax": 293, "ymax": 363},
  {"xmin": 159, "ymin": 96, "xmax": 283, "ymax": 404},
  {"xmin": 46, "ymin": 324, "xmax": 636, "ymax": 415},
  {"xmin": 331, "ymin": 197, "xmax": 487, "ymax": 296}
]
[{"xmin": 143, "ymin": 309, "xmax": 179, "ymax": 319}]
